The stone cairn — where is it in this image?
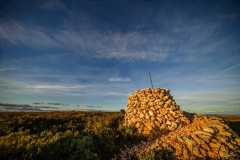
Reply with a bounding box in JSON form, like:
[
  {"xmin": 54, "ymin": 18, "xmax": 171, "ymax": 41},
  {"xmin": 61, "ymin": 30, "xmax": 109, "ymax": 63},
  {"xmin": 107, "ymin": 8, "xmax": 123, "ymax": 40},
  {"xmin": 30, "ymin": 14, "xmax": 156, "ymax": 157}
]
[
  {"xmin": 119, "ymin": 88, "xmax": 240, "ymax": 159},
  {"xmin": 124, "ymin": 88, "xmax": 190, "ymax": 135}
]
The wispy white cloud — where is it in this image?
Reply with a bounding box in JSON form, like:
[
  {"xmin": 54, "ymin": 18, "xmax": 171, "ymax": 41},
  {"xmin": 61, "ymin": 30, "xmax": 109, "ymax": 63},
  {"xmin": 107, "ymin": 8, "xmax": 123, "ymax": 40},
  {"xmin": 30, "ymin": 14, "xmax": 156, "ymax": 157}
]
[
  {"xmin": 174, "ymin": 89, "xmax": 240, "ymax": 114},
  {"xmin": 65, "ymin": 91, "xmax": 127, "ymax": 97},
  {"xmin": 176, "ymin": 91, "xmax": 240, "ymax": 102},
  {"xmin": 222, "ymin": 63, "xmax": 240, "ymax": 73},
  {"xmin": 1, "ymin": 15, "xmax": 235, "ymax": 63},
  {"xmin": 0, "ymin": 77, "xmax": 88, "ymax": 93},
  {"xmin": 108, "ymin": 77, "xmax": 131, "ymax": 82},
  {"xmin": 0, "ymin": 20, "xmax": 190, "ymax": 61},
  {"xmin": 52, "ymin": 29, "xmax": 175, "ymax": 61},
  {"xmin": 0, "ymin": 21, "xmax": 60, "ymax": 48},
  {"xmin": 0, "ymin": 76, "xmax": 130, "ymax": 98},
  {"xmin": 26, "ymin": 84, "xmax": 91, "ymax": 91},
  {"xmin": 0, "ymin": 67, "xmax": 17, "ymax": 72}
]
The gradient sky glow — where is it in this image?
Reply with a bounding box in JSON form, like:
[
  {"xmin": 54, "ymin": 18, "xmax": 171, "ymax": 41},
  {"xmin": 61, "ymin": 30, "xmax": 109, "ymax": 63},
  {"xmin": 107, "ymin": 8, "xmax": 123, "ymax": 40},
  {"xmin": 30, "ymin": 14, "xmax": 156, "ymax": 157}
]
[{"xmin": 0, "ymin": 0, "xmax": 240, "ymax": 113}]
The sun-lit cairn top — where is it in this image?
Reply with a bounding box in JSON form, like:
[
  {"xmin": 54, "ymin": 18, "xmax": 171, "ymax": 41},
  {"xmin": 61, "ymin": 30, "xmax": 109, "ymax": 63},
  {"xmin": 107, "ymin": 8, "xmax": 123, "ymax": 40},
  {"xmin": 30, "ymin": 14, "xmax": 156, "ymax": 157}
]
[{"xmin": 124, "ymin": 88, "xmax": 190, "ymax": 135}]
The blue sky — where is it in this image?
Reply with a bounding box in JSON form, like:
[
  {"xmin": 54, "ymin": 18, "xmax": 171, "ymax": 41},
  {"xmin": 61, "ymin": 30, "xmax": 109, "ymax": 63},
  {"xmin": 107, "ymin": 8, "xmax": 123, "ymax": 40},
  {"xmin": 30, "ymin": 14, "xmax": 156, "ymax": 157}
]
[{"xmin": 0, "ymin": 0, "xmax": 240, "ymax": 113}]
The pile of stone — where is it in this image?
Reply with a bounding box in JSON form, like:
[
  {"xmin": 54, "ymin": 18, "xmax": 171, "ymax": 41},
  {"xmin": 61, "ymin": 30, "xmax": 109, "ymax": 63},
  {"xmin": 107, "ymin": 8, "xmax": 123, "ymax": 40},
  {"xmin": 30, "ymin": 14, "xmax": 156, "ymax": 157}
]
[
  {"xmin": 119, "ymin": 115, "xmax": 240, "ymax": 159},
  {"xmin": 118, "ymin": 88, "xmax": 240, "ymax": 159},
  {"xmin": 124, "ymin": 88, "xmax": 190, "ymax": 134}
]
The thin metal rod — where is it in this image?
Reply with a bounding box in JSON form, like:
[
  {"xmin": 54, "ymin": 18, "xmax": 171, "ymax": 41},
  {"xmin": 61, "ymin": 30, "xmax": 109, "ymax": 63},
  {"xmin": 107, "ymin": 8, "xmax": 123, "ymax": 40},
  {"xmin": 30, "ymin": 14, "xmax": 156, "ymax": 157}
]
[{"xmin": 148, "ymin": 72, "xmax": 154, "ymax": 88}]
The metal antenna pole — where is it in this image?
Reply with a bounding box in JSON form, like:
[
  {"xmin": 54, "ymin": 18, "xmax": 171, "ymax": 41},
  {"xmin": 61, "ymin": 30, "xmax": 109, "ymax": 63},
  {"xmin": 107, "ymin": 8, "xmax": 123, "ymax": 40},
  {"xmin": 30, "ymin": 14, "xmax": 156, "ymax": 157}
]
[{"xmin": 148, "ymin": 72, "xmax": 154, "ymax": 88}]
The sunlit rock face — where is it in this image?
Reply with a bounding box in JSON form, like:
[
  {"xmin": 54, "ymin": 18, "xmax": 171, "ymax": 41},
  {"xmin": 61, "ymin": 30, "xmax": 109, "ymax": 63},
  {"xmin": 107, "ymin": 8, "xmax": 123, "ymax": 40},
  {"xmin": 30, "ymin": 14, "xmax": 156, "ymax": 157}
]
[
  {"xmin": 120, "ymin": 88, "xmax": 240, "ymax": 159},
  {"xmin": 124, "ymin": 88, "xmax": 190, "ymax": 135}
]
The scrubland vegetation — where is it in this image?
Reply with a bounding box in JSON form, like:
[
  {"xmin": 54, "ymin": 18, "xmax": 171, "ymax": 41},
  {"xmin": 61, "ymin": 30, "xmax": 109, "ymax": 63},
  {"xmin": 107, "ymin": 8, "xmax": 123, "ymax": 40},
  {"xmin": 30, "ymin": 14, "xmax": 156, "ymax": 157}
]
[
  {"xmin": 0, "ymin": 111, "xmax": 239, "ymax": 160},
  {"xmin": 0, "ymin": 111, "xmax": 146, "ymax": 160}
]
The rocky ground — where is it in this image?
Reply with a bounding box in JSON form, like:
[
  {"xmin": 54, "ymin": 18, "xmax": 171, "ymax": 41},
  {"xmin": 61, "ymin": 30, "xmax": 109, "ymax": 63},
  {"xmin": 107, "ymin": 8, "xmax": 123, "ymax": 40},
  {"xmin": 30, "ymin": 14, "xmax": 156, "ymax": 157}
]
[{"xmin": 117, "ymin": 88, "xmax": 240, "ymax": 160}]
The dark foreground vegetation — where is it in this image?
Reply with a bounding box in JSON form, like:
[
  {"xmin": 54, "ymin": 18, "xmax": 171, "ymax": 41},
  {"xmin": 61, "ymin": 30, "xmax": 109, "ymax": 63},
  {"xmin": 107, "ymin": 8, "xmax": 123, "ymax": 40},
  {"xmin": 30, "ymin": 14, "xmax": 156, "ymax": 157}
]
[
  {"xmin": 0, "ymin": 111, "xmax": 145, "ymax": 160},
  {"xmin": 0, "ymin": 111, "xmax": 239, "ymax": 160}
]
